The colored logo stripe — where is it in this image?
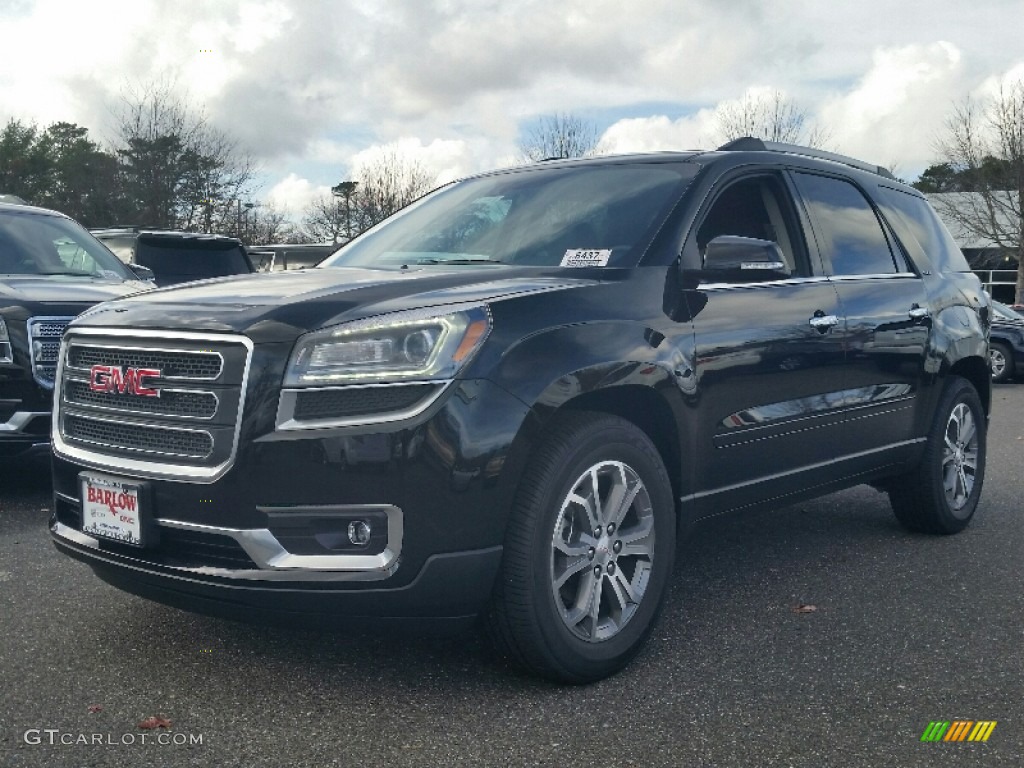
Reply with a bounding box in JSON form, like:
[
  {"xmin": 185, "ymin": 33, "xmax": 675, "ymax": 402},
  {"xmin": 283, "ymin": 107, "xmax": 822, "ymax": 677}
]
[
  {"xmin": 968, "ymin": 722, "xmax": 997, "ymax": 742},
  {"xmin": 920, "ymin": 720, "xmax": 996, "ymax": 742},
  {"xmin": 921, "ymin": 722, "xmax": 949, "ymax": 741}
]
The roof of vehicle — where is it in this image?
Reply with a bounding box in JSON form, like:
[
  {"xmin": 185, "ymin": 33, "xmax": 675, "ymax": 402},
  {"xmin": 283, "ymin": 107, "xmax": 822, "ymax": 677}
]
[
  {"xmin": 0, "ymin": 201, "xmax": 69, "ymax": 218},
  {"xmin": 90, "ymin": 227, "xmax": 243, "ymax": 245},
  {"xmin": 497, "ymin": 138, "xmax": 900, "ymax": 186}
]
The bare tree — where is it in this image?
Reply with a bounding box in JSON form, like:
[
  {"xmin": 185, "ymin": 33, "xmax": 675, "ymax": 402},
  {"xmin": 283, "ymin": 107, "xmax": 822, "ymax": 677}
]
[
  {"xmin": 301, "ymin": 150, "xmax": 434, "ymax": 242},
  {"xmin": 930, "ymin": 80, "xmax": 1024, "ymax": 302},
  {"xmin": 246, "ymin": 203, "xmax": 296, "ymax": 245},
  {"xmin": 301, "ymin": 193, "xmax": 350, "ymax": 243},
  {"xmin": 352, "ymin": 149, "xmax": 433, "ymax": 230},
  {"xmin": 112, "ymin": 80, "xmax": 256, "ymax": 232},
  {"xmin": 519, "ymin": 113, "xmax": 601, "ymax": 162},
  {"xmin": 713, "ymin": 90, "xmax": 829, "ymax": 148}
]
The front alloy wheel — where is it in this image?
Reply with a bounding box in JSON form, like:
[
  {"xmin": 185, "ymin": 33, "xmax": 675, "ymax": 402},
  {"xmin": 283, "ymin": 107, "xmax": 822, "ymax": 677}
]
[
  {"xmin": 488, "ymin": 412, "xmax": 675, "ymax": 683},
  {"xmin": 550, "ymin": 461, "xmax": 656, "ymax": 643}
]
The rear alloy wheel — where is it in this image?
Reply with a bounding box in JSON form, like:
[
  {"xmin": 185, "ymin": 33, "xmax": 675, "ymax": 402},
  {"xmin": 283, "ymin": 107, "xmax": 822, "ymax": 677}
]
[
  {"xmin": 989, "ymin": 342, "xmax": 1013, "ymax": 383},
  {"xmin": 889, "ymin": 377, "xmax": 986, "ymax": 534},
  {"xmin": 488, "ymin": 412, "xmax": 675, "ymax": 683}
]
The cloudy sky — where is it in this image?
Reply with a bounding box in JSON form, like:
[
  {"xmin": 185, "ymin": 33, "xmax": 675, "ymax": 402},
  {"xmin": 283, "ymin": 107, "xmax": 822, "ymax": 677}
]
[{"xmin": 1, "ymin": 0, "xmax": 1022, "ymax": 218}]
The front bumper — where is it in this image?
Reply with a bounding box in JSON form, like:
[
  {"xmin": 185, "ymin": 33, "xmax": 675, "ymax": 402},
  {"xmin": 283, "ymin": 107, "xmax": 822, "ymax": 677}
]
[
  {"xmin": 50, "ymin": 377, "xmax": 534, "ymax": 622},
  {"xmin": 0, "ymin": 409, "xmax": 51, "ymax": 458}
]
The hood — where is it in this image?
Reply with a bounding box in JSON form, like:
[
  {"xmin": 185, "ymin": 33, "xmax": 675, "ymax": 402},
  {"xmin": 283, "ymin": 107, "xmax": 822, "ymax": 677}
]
[
  {"xmin": 70, "ymin": 265, "xmax": 602, "ymax": 343},
  {"xmin": 0, "ymin": 275, "xmax": 150, "ymax": 308}
]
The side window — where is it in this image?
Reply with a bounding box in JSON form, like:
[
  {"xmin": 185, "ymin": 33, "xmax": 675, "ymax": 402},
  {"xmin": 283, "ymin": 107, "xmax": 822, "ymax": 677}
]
[
  {"xmin": 696, "ymin": 175, "xmax": 809, "ymax": 275},
  {"xmin": 876, "ymin": 187, "xmax": 971, "ymax": 273},
  {"xmin": 792, "ymin": 173, "xmax": 899, "ymax": 276}
]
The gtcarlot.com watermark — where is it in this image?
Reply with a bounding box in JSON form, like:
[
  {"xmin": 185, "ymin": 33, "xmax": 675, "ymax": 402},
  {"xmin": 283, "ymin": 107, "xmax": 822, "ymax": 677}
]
[{"xmin": 24, "ymin": 729, "xmax": 203, "ymax": 747}]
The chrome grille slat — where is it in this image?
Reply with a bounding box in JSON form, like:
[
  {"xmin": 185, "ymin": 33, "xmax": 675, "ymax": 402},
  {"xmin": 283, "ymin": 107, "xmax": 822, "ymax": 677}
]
[
  {"xmin": 67, "ymin": 346, "xmax": 223, "ymax": 380},
  {"xmin": 64, "ymin": 413, "xmax": 214, "ymax": 459},
  {"xmin": 64, "ymin": 379, "xmax": 219, "ymax": 419}
]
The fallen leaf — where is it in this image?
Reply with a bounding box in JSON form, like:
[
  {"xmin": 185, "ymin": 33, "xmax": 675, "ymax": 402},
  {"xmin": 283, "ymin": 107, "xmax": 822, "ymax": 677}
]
[
  {"xmin": 87, "ymin": 704, "xmax": 103, "ymax": 714},
  {"xmin": 138, "ymin": 716, "xmax": 172, "ymax": 730},
  {"xmin": 792, "ymin": 604, "xmax": 818, "ymax": 614}
]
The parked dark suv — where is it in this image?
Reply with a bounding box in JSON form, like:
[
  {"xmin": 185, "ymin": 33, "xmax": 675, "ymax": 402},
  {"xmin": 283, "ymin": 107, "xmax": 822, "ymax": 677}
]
[
  {"xmin": 989, "ymin": 300, "xmax": 1024, "ymax": 382},
  {"xmin": 91, "ymin": 228, "xmax": 253, "ymax": 287},
  {"xmin": 1, "ymin": 203, "xmax": 150, "ymax": 460},
  {"xmin": 50, "ymin": 140, "xmax": 990, "ymax": 682}
]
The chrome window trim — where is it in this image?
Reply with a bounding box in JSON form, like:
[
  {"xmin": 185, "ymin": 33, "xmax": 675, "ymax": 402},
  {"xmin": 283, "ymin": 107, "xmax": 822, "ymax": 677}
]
[
  {"xmin": 275, "ymin": 380, "xmax": 451, "ymax": 431},
  {"xmin": 52, "ymin": 328, "xmax": 254, "ymax": 483},
  {"xmin": 698, "ymin": 273, "xmax": 920, "ymax": 290},
  {"xmin": 51, "ymin": 503, "xmax": 402, "ymax": 581},
  {"xmin": 27, "ymin": 315, "xmax": 74, "ymax": 390}
]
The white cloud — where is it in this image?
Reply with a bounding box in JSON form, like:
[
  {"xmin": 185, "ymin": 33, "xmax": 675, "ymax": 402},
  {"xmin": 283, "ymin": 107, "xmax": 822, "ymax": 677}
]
[
  {"xmin": 265, "ymin": 173, "xmax": 330, "ymax": 215},
  {"xmin": 3, "ymin": 0, "xmax": 1024, "ymax": 204},
  {"xmin": 818, "ymin": 42, "xmax": 966, "ymax": 170},
  {"xmin": 599, "ymin": 112, "xmax": 714, "ymax": 155}
]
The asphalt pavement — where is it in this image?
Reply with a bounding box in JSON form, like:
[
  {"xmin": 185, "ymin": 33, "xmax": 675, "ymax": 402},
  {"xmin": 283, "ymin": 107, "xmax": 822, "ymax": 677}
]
[{"xmin": 2, "ymin": 385, "xmax": 1023, "ymax": 767}]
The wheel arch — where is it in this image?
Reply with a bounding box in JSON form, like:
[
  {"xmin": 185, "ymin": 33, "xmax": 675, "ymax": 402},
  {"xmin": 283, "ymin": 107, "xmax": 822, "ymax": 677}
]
[
  {"xmin": 947, "ymin": 355, "xmax": 991, "ymax": 416},
  {"xmin": 549, "ymin": 384, "xmax": 684, "ymax": 516}
]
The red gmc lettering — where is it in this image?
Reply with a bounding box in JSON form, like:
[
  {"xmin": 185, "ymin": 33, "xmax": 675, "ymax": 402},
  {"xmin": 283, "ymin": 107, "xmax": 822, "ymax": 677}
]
[{"xmin": 88, "ymin": 366, "xmax": 160, "ymax": 397}]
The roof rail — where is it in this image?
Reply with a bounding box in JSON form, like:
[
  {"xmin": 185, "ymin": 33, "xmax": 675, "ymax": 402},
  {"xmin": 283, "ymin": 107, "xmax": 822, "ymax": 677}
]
[{"xmin": 717, "ymin": 137, "xmax": 895, "ymax": 180}]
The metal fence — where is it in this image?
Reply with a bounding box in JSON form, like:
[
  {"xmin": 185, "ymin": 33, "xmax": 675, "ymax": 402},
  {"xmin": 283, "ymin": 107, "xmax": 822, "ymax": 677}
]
[{"xmin": 975, "ymin": 269, "xmax": 1018, "ymax": 303}]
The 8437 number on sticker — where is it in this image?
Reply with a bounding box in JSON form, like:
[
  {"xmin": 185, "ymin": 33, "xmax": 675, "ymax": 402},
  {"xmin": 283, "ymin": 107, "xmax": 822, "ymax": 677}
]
[{"xmin": 81, "ymin": 476, "xmax": 143, "ymax": 546}]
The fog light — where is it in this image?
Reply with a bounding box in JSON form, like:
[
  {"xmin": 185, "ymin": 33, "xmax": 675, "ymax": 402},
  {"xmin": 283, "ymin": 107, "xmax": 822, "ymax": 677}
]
[{"xmin": 348, "ymin": 520, "xmax": 371, "ymax": 546}]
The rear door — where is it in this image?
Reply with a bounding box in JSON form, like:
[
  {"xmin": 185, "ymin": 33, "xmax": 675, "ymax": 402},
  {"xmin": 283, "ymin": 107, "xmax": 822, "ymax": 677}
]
[{"xmin": 789, "ymin": 171, "xmax": 931, "ymax": 463}]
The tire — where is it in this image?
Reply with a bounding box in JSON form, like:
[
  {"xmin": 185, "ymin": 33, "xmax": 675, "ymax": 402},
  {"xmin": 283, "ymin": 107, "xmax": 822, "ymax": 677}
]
[
  {"xmin": 889, "ymin": 377, "xmax": 986, "ymax": 534},
  {"xmin": 487, "ymin": 412, "xmax": 676, "ymax": 683},
  {"xmin": 989, "ymin": 341, "xmax": 1013, "ymax": 383}
]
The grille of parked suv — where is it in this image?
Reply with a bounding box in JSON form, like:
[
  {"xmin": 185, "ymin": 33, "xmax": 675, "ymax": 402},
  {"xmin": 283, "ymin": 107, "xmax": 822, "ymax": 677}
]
[
  {"xmin": 27, "ymin": 316, "xmax": 73, "ymax": 388},
  {"xmin": 57, "ymin": 333, "xmax": 252, "ymax": 475}
]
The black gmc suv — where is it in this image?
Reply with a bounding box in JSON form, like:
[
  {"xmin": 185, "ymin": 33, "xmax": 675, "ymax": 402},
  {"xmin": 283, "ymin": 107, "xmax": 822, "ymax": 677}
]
[
  {"xmin": 0, "ymin": 203, "xmax": 150, "ymax": 460},
  {"xmin": 49, "ymin": 140, "xmax": 990, "ymax": 683}
]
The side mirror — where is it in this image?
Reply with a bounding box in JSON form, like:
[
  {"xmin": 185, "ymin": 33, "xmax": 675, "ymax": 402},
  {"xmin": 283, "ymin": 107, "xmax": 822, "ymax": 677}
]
[
  {"xmin": 703, "ymin": 236, "xmax": 790, "ymax": 279},
  {"xmin": 127, "ymin": 263, "xmax": 156, "ymax": 283}
]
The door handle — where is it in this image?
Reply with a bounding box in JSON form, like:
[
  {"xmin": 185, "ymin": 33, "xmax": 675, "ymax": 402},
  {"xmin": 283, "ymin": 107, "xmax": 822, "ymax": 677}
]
[
  {"xmin": 908, "ymin": 305, "xmax": 930, "ymax": 322},
  {"xmin": 809, "ymin": 313, "xmax": 839, "ymax": 332}
]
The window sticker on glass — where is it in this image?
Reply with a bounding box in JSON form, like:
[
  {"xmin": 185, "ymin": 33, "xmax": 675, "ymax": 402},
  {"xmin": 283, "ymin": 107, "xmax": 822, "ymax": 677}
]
[{"xmin": 561, "ymin": 249, "xmax": 611, "ymax": 267}]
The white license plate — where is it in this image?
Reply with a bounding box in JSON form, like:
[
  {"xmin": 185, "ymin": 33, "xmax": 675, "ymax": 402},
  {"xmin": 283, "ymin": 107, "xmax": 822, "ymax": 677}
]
[{"xmin": 81, "ymin": 475, "xmax": 144, "ymax": 547}]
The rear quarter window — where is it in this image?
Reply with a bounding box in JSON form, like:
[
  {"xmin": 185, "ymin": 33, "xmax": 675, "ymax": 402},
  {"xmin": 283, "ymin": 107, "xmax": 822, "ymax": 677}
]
[{"xmin": 877, "ymin": 187, "xmax": 971, "ymax": 273}]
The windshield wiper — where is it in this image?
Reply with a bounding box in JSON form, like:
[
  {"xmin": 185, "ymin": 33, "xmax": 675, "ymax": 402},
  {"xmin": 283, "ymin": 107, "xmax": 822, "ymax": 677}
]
[
  {"xmin": 30, "ymin": 270, "xmax": 98, "ymax": 276},
  {"xmin": 411, "ymin": 258, "xmax": 501, "ymax": 265}
]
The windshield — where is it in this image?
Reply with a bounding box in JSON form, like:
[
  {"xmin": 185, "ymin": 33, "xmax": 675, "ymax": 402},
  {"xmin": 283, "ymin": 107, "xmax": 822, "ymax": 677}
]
[
  {"xmin": 0, "ymin": 210, "xmax": 135, "ymax": 280},
  {"xmin": 321, "ymin": 162, "xmax": 696, "ymax": 270}
]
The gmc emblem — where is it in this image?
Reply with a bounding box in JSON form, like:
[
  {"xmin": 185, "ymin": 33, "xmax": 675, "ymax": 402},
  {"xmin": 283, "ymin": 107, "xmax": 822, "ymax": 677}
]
[{"xmin": 88, "ymin": 365, "xmax": 161, "ymax": 398}]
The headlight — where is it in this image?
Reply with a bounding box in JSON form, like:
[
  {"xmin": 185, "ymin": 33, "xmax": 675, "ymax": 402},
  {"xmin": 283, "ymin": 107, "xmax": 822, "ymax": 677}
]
[
  {"xmin": 284, "ymin": 304, "xmax": 491, "ymax": 386},
  {"xmin": 0, "ymin": 317, "xmax": 12, "ymax": 364}
]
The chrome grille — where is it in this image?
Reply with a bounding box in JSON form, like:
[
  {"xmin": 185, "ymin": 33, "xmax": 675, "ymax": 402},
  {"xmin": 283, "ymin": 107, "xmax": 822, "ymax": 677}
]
[
  {"xmin": 55, "ymin": 330, "xmax": 253, "ymax": 481},
  {"xmin": 27, "ymin": 316, "xmax": 73, "ymax": 388},
  {"xmin": 64, "ymin": 414, "xmax": 213, "ymax": 458}
]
